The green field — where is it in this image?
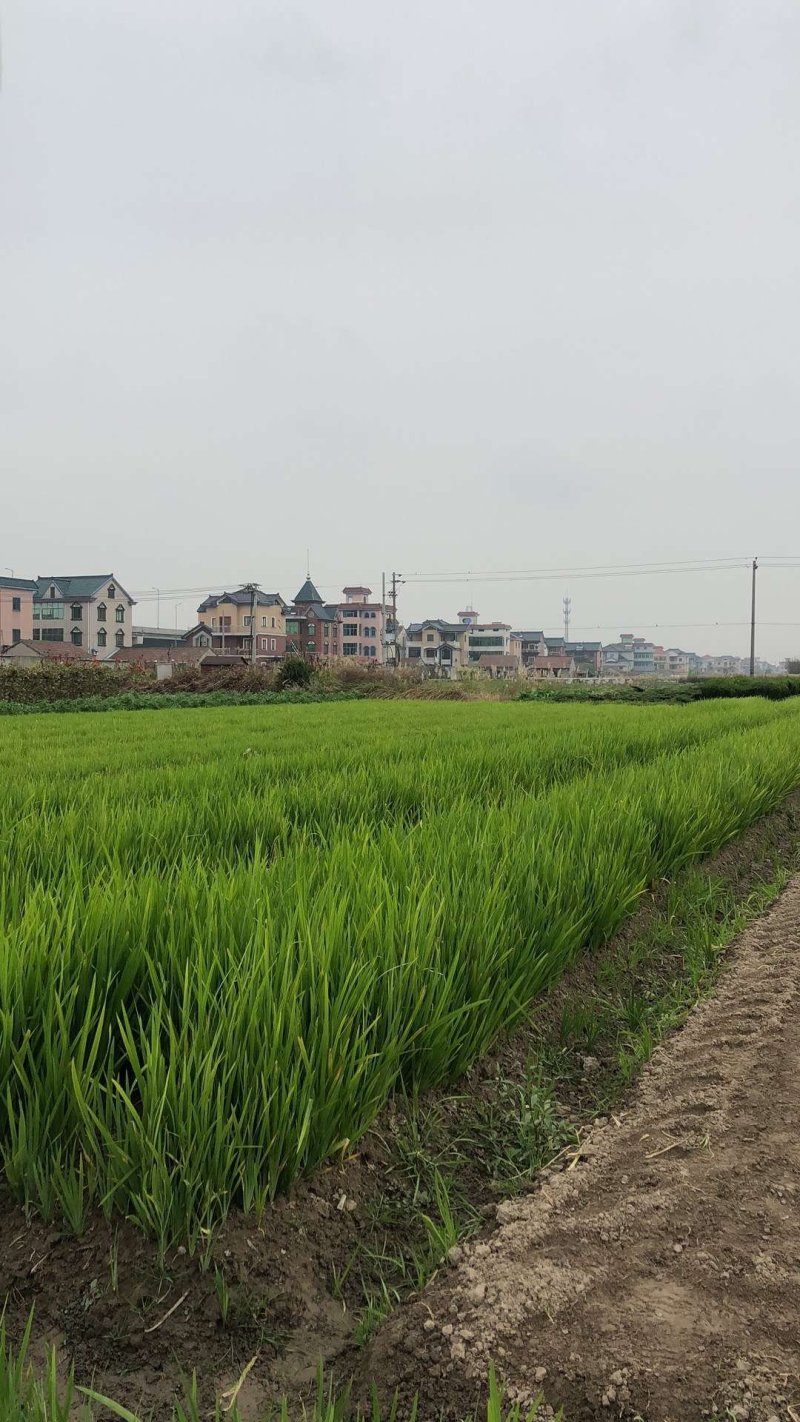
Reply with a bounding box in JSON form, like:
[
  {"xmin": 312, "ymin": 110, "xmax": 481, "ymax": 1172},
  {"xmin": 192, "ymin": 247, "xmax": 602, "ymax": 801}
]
[{"xmin": 3, "ymin": 698, "xmax": 800, "ymax": 1247}]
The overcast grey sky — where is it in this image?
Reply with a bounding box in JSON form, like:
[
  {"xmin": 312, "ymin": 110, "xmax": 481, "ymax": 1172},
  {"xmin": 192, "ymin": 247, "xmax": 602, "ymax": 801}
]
[{"xmin": 2, "ymin": 0, "xmax": 799, "ymax": 657}]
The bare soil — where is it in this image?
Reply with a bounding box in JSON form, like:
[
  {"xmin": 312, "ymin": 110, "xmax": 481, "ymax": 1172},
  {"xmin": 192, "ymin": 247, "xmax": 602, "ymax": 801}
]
[
  {"xmin": 363, "ymin": 878, "xmax": 800, "ymax": 1422},
  {"xmin": 2, "ymin": 799, "xmax": 800, "ymax": 1419}
]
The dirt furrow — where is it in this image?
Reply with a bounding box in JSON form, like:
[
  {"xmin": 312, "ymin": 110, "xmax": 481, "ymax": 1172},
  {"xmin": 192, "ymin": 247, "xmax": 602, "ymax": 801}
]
[{"xmin": 363, "ymin": 877, "xmax": 800, "ymax": 1421}]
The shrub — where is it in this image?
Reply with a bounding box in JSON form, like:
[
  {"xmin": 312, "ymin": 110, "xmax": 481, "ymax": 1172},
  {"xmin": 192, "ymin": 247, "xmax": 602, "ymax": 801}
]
[{"xmin": 276, "ymin": 654, "xmax": 314, "ymax": 689}]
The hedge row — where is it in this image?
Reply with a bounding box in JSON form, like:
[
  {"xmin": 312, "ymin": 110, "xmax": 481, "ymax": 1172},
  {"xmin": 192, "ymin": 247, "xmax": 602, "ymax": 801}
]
[{"xmin": 0, "ymin": 689, "xmax": 366, "ymax": 716}]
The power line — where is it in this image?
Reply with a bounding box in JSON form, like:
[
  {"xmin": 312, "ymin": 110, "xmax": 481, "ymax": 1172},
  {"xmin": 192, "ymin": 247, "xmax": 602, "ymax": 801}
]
[
  {"xmin": 403, "ymin": 556, "xmax": 752, "ymax": 582},
  {"xmin": 553, "ymin": 621, "xmax": 800, "ymax": 631}
]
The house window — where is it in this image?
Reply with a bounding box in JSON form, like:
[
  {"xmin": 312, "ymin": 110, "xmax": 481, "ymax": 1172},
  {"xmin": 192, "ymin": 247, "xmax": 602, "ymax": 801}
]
[
  {"xmin": 12, "ymin": 596, "xmax": 21, "ymax": 612},
  {"xmin": 115, "ymin": 605, "xmax": 125, "ymax": 623},
  {"xmin": 96, "ymin": 627, "xmax": 107, "ymax": 648},
  {"xmin": 12, "ymin": 628, "xmax": 21, "ymax": 644},
  {"xmin": 115, "ymin": 629, "xmax": 125, "ymax": 648},
  {"xmin": 308, "ymin": 639, "xmax": 316, "ymax": 650},
  {"xmin": 244, "ymin": 615, "xmax": 252, "ymax": 626},
  {"xmin": 343, "ymin": 643, "xmax": 357, "ymax": 656},
  {"xmin": 286, "ymin": 620, "xmax": 299, "ymax": 634},
  {"xmin": 270, "ymin": 638, "xmax": 276, "ymax": 651},
  {"xmin": 97, "ymin": 602, "xmax": 106, "ymax": 622},
  {"xmin": 271, "ymin": 617, "xmax": 275, "ymax": 628},
  {"xmin": 426, "ymin": 633, "xmax": 434, "ymax": 642},
  {"xmin": 343, "ymin": 623, "xmax": 357, "ymax": 636},
  {"xmin": 38, "ymin": 602, "xmax": 64, "ymax": 620},
  {"xmin": 70, "ymin": 603, "xmax": 82, "ymax": 620},
  {"xmin": 308, "ymin": 623, "xmax": 315, "ymax": 634},
  {"xmin": 71, "ymin": 627, "xmax": 83, "ymax": 646},
  {"xmin": 33, "ymin": 628, "xmax": 41, "ymax": 641},
  {"xmin": 107, "ymin": 584, "xmax": 115, "ymax": 598},
  {"xmin": 41, "ymin": 628, "xmax": 64, "ymax": 642},
  {"xmin": 49, "ymin": 585, "xmax": 56, "ymax": 598},
  {"xmin": 262, "ymin": 616, "xmax": 267, "ymax": 627}
]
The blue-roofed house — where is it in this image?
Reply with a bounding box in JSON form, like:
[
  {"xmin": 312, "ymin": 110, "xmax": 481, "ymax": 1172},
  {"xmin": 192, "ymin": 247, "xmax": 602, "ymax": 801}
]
[{"xmin": 33, "ymin": 574, "xmax": 136, "ymax": 657}]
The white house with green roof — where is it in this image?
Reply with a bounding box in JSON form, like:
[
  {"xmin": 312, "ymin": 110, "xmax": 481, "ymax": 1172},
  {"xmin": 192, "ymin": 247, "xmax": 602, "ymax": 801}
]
[{"xmin": 33, "ymin": 575, "xmax": 136, "ymax": 656}]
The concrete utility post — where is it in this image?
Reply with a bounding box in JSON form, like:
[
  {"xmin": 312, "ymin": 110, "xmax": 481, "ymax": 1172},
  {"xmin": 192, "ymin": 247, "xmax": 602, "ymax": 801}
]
[
  {"xmin": 390, "ymin": 572, "xmax": 402, "ymax": 670},
  {"xmin": 749, "ymin": 557, "xmax": 758, "ymax": 677},
  {"xmin": 381, "ymin": 572, "xmax": 387, "ymax": 663},
  {"xmin": 243, "ymin": 582, "xmax": 260, "ymax": 667}
]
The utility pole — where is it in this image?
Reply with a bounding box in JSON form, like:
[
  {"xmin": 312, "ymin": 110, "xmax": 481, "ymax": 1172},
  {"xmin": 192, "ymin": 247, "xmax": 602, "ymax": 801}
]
[
  {"xmin": 243, "ymin": 581, "xmax": 260, "ymax": 668},
  {"xmin": 563, "ymin": 595, "xmax": 572, "ymax": 642},
  {"xmin": 389, "ymin": 572, "xmax": 401, "ymax": 669},
  {"xmin": 749, "ymin": 557, "xmax": 758, "ymax": 677},
  {"xmin": 381, "ymin": 572, "xmax": 388, "ymax": 666}
]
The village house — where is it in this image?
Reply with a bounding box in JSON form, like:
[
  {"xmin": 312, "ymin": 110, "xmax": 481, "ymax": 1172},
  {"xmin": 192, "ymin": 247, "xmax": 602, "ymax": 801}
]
[
  {"xmin": 531, "ymin": 653, "xmax": 576, "ymax": 682},
  {"xmin": 285, "ymin": 577, "xmax": 341, "ymax": 662},
  {"xmin": 0, "ymin": 638, "xmax": 90, "ymax": 665},
  {"xmin": 195, "ymin": 588, "xmax": 288, "ymax": 661},
  {"xmin": 32, "ymin": 575, "xmax": 135, "ymax": 656},
  {"xmin": 564, "ymin": 641, "xmax": 603, "ymax": 677},
  {"xmin": 0, "ymin": 575, "xmax": 37, "ymax": 650},
  {"xmin": 111, "ymin": 644, "xmax": 246, "ymax": 677},
  {"xmin": 336, "ymin": 586, "xmax": 385, "ymax": 662},
  {"xmin": 404, "ymin": 610, "xmax": 520, "ymax": 679},
  {"xmin": 512, "ymin": 631, "xmax": 548, "ymax": 669}
]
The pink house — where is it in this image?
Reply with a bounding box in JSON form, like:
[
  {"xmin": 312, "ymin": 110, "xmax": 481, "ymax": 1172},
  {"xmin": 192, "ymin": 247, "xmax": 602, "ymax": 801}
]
[
  {"xmin": 0, "ymin": 576, "xmax": 36, "ymax": 649},
  {"xmin": 336, "ymin": 585, "xmax": 385, "ymax": 662}
]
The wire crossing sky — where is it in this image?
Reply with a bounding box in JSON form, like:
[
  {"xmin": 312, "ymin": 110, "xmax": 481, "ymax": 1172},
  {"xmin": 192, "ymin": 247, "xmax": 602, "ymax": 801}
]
[{"xmin": 2, "ymin": 2, "xmax": 799, "ymax": 657}]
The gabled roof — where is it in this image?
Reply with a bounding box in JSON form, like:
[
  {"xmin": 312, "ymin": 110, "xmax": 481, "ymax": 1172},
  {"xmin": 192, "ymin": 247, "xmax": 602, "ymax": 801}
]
[
  {"xmin": 34, "ymin": 574, "xmax": 136, "ymax": 603},
  {"xmin": 294, "ymin": 577, "xmax": 323, "ymax": 604},
  {"xmin": 197, "ymin": 589, "xmax": 287, "ymax": 611},
  {"xmin": 112, "ymin": 645, "xmax": 211, "ymax": 665},
  {"xmin": 512, "ymin": 630, "xmax": 545, "ymax": 641},
  {"xmin": 2, "ymin": 639, "xmax": 90, "ymax": 661},
  {"xmin": 565, "ymin": 641, "xmax": 602, "ymax": 652},
  {"xmin": 0, "ymin": 576, "xmax": 37, "ymax": 591},
  {"xmin": 406, "ymin": 619, "xmax": 465, "ymax": 635},
  {"xmin": 478, "ymin": 654, "xmax": 519, "ymax": 668},
  {"xmin": 535, "ymin": 655, "xmax": 573, "ymax": 670}
]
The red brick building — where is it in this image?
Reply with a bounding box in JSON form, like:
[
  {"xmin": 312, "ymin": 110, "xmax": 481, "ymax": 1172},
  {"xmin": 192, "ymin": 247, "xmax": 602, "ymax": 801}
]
[{"xmin": 286, "ymin": 577, "xmax": 341, "ymax": 662}]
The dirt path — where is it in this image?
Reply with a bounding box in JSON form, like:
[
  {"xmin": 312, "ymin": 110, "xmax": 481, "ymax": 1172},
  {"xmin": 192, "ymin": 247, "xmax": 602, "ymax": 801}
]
[{"xmin": 363, "ymin": 876, "xmax": 800, "ymax": 1421}]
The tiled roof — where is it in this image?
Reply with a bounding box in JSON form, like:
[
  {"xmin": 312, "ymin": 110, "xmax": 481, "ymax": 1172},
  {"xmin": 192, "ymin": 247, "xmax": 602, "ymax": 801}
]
[
  {"xmin": 34, "ymin": 575, "xmax": 136, "ymax": 604},
  {"xmin": 2, "ymin": 639, "xmax": 90, "ymax": 661},
  {"xmin": 0, "ymin": 576, "xmax": 37, "ymax": 591},
  {"xmin": 111, "ymin": 645, "xmax": 210, "ymax": 665},
  {"xmin": 406, "ymin": 619, "xmax": 464, "ymax": 634},
  {"xmin": 478, "ymin": 654, "xmax": 519, "ymax": 668},
  {"xmin": 294, "ymin": 578, "xmax": 323, "ymax": 604},
  {"xmin": 512, "ymin": 630, "xmax": 545, "ymax": 641},
  {"xmin": 536, "ymin": 655, "xmax": 573, "ymax": 670},
  {"xmin": 197, "ymin": 590, "xmax": 286, "ymax": 611}
]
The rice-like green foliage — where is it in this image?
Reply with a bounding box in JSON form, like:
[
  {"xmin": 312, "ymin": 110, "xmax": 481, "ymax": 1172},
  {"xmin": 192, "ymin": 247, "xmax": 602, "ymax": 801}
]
[{"xmin": 2, "ymin": 699, "xmax": 800, "ymax": 1246}]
